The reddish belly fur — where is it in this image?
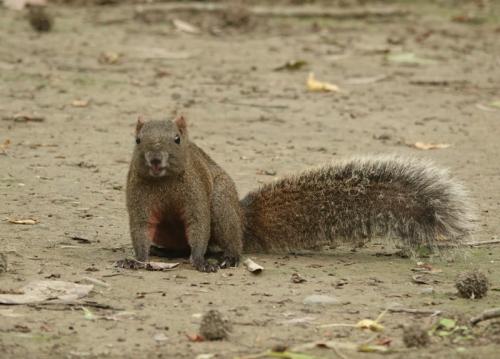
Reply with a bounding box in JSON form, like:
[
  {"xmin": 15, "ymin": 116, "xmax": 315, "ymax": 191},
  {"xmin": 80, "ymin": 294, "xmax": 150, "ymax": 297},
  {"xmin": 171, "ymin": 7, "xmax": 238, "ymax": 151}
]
[{"xmin": 147, "ymin": 209, "xmax": 190, "ymax": 253}]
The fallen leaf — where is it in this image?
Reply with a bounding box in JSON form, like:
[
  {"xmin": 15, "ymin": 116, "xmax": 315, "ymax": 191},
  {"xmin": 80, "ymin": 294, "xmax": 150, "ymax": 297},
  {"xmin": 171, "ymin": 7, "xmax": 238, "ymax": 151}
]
[
  {"xmin": 0, "ymin": 139, "xmax": 10, "ymax": 153},
  {"xmin": 81, "ymin": 306, "xmax": 95, "ymax": 320},
  {"xmin": 412, "ymin": 142, "xmax": 451, "ymax": 150},
  {"xmin": 186, "ymin": 333, "xmax": 205, "ymax": 342},
  {"xmin": 153, "ymin": 332, "xmax": 168, "ymax": 342},
  {"xmin": 437, "ymin": 318, "xmax": 456, "ymax": 331},
  {"xmin": 2, "ymin": 114, "xmax": 45, "ymax": 122},
  {"xmin": 274, "ymin": 60, "xmax": 308, "ymax": 71},
  {"xmin": 374, "ymin": 337, "xmax": 392, "ymax": 346},
  {"xmin": 307, "ymin": 72, "xmax": 340, "ymax": 92},
  {"xmin": 71, "ymin": 99, "xmax": 90, "ymax": 108},
  {"xmin": 358, "ymin": 344, "xmax": 391, "ymax": 353},
  {"xmin": 172, "ymin": 19, "xmax": 200, "ymax": 34},
  {"xmin": 114, "ymin": 258, "xmax": 179, "ymax": 271},
  {"xmin": 267, "ymin": 351, "xmax": 321, "ymax": 359},
  {"xmin": 98, "ymin": 51, "xmax": 121, "ymax": 65},
  {"xmin": 291, "ymin": 273, "xmax": 307, "ymax": 283},
  {"xmin": 195, "ymin": 354, "xmax": 215, "ymax": 359},
  {"xmin": 3, "ymin": 0, "xmax": 46, "ymax": 11},
  {"xmin": 356, "ymin": 319, "xmax": 385, "ymax": 332},
  {"xmin": 7, "ymin": 218, "xmax": 39, "ymax": 225},
  {"xmin": 476, "ymin": 104, "xmax": 498, "ymax": 112},
  {"xmin": 489, "ymin": 100, "xmax": 500, "ymax": 109},
  {"xmin": 243, "ymin": 258, "xmax": 264, "ymax": 274},
  {"xmin": 0, "ymin": 280, "xmax": 93, "ymax": 304},
  {"xmin": 145, "ymin": 262, "xmax": 179, "ymax": 271},
  {"xmin": 387, "ymin": 53, "xmax": 436, "ymax": 65}
]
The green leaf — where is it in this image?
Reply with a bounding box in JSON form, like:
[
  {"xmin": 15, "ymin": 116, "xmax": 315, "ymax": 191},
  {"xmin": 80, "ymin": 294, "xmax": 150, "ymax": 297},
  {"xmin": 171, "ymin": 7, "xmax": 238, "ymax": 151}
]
[
  {"xmin": 489, "ymin": 101, "xmax": 500, "ymax": 109},
  {"xmin": 81, "ymin": 306, "xmax": 95, "ymax": 320},
  {"xmin": 438, "ymin": 318, "xmax": 456, "ymax": 331},
  {"xmin": 268, "ymin": 351, "xmax": 321, "ymax": 359}
]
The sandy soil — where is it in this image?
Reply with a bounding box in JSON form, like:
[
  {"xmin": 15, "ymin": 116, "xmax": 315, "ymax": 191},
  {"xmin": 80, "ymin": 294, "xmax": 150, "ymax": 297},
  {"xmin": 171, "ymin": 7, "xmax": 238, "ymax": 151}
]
[{"xmin": 1, "ymin": 1, "xmax": 500, "ymax": 358}]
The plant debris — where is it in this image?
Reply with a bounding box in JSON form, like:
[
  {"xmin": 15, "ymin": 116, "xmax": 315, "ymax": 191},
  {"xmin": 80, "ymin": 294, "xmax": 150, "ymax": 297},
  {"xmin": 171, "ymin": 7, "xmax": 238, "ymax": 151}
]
[
  {"xmin": 0, "ymin": 280, "xmax": 93, "ymax": 304},
  {"xmin": 242, "ymin": 258, "xmax": 263, "ymax": 274},
  {"xmin": 307, "ymin": 72, "xmax": 340, "ymax": 92},
  {"xmin": 199, "ymin": 310, "xmax": 232, "ymax": 341},
  {"xmin": 114, "ymin": 258, "xmax": 179, "ymax": 271},
  {"xmin": 455, "ymin": 270, "xmax": 490, "ymax": 299},
  {"xmin": 7, "ymin": 218, "xmax": 39, "ymax": 225},
  {"xmin": 411, "ymin": 142, "xmax": 451, "ymax": 150}
]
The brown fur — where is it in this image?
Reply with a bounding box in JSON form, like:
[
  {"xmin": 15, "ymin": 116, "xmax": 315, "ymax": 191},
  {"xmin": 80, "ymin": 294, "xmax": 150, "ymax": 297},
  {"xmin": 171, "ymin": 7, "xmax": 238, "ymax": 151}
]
[
  {"xmin": 127, "ymin": 119, "xmax": 475, "ymax": 272},
  {"xmin": 126, "ymin": 117, "xmax": 243, "ymax": 272},
  {"xmin": 242, "ymin": 155, "xmax": 475, "ymax": 254}
]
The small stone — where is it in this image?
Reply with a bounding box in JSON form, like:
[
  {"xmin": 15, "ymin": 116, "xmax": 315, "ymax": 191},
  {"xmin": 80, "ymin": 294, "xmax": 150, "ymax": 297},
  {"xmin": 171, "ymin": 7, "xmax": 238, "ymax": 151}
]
[
  {"xmin": 199, "ymin": 310, "xmax": 231, "ymax": 341},
  {"xmin": 153, "ymin": 333, "xmax": 168, "ymax": 342},
  {"xmin": 28, "ymin": 6, "xmax": 53, "ymax": 32},
  {"xmin": 403, "ymin": 324, "xmax": 430, "ymax": 348},
  {"xmin": 291, "ymin": 273, "xmax": 306, "ymax": 283},
  {"xmin": 303, "ymin": 294, "xmax": 339, "ymax": 305},
  {"xmin": 455, "ymin": 270, "xmax": 489, "ymax": 299}
]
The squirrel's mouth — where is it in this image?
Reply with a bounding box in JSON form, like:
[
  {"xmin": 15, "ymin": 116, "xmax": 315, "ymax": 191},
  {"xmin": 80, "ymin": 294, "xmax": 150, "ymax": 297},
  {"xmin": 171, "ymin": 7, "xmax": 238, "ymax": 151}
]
[{"xmin": 149, "ymin": 164, "xmax": 167, "ymax": 177}]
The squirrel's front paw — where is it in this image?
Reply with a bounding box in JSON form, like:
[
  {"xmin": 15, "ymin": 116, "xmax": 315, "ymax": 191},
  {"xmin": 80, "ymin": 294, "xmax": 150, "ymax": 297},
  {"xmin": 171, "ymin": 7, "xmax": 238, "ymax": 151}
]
[
  {"xmin": 219, "ymin": 256, "xmax": 239, "ymax": 269},
  {"xmin": 190, "ymin": 257, "xmax": 219, "ymax": 273}
]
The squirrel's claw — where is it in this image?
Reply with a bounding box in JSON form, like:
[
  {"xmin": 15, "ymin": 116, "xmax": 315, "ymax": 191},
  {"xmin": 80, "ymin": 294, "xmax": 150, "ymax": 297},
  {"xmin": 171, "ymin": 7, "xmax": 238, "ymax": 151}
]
[
  {"xmin": 191, "ymin": 256, "xmax": 219, "ymax": 273},
  {"xmin": 219, "ymin": 256, "xmax": 239, "ymax": 269}
]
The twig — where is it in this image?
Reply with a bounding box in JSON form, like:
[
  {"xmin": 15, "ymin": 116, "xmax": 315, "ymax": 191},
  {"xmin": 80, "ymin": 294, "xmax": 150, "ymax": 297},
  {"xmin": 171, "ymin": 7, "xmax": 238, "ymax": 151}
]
[
  {"xmin": 436, "ymin": 239, "xmax": 500, "ymax": 248},
  {"xmin": 470, "ymin": 308, "xmax": 500, "ymax": 326},
  {"xmin": 143, "ymin": 2, "xmax": 408, "ymax": 20},
  {"xmin": 28, "ymin": 301, "xmax": 120, "ymax": 311},
  {"xmin": 223, "ymin": 101, "xmax": 288, "ymax": 110},
  {"xmin": 388, "ymin": 308, "xmax": 442, "ymax": 317},
  {"xmin": 464, "ymin": 239, "xmax": 500, "ymax": 247}
]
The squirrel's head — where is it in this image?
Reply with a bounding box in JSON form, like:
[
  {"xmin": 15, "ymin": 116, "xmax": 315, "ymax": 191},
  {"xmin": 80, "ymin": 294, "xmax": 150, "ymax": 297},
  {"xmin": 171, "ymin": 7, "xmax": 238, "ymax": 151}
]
[{"xmin": 133, "ymin": 115, "xmax": 189, "ymax": 179}]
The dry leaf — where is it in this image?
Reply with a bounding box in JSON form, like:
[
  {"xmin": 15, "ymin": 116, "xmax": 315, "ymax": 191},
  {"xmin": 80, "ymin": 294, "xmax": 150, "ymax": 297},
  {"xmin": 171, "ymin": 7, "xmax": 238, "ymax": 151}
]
[
  {"xmin": 2, "ymin": 114, "xmax": 45, "ymax": 122},
  {"xmin": 7, "ymin": 218, "xmax": 39, "ymax": 225},
  {"xmin": 356, "ymin": 319, "xmax": 385, "ymax": 332},
  {"xmin": 71, "ymin": 99, "xmax": 90, "ymax": 108},
  {"xmin": 172, "ymin": 19, "xmax": 200, "ymax": 34},
  {"xmin": 307, "ymin": 72, "xmax": 340, "ymax": 92},
  {"xmin": 3, "ymin": 0, "xmax": 46, "ymax": 11},
  {"xmin": 0, "ymin": 280, "xmax": 93, "ymax": 304},
  {"xmin": 114, "ymin": 258, "xmax": 179, "ymax": 271},
  {"xmin": 98, "ymin": 51, "xmax": 121, "ymax": 65},
  {"xmin": 412, "ymin": 142, "xmax": 450, "ymax": 150},
  {"xmin": 186, "ymin": 333, "xmax": 205, "ymax": 342},
  {"xmin": 243, "ymin": 258, "xmax": 263, "ymax": 274},
  {"xmin": 0, "ymin": 139, "xmax": 11, "ymax": 153}
]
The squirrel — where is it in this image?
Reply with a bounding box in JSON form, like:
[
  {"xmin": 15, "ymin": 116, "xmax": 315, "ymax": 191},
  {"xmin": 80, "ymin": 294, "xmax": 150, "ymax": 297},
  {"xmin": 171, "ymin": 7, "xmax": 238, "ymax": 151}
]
[{"xmin": 126, "ymin": 116, "xmax": 475, "ymax": 272}]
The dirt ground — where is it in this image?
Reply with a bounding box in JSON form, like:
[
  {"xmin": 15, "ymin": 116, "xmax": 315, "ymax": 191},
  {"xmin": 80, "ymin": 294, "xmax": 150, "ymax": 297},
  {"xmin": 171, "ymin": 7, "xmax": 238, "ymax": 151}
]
[{"xmin": 1, "ymin": 1, "xmax": 500, "ymax": 358}]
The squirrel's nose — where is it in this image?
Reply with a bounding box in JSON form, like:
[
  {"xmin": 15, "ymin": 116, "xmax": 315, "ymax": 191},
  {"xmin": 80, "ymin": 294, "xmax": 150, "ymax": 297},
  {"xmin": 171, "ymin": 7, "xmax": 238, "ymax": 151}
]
[{"xmin": 150, "ymin": 158, "xmax": 161, "ymax": 167}]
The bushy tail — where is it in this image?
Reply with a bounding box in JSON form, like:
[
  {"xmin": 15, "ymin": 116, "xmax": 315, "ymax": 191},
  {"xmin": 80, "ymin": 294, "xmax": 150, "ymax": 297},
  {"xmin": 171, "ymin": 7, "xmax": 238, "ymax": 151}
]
[{"xmin": 241, "ymin": 155, "xmax": 475, "ymax": 254}]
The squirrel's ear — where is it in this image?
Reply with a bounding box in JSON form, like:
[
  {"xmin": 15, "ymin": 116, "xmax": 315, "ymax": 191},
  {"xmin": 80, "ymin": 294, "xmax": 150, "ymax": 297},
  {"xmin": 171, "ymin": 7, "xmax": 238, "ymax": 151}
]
[
  {"xmin": 136, "ymin": 116, "xmax": 145, "ymax": 135},
  {"xmin": 173, "ymin": 115, "xmax": 187, "ymax": 135}
]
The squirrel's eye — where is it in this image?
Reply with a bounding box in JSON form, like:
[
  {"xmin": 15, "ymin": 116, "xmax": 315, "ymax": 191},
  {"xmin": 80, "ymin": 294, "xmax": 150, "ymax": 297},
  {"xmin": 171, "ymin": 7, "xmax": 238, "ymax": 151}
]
[
  {"xmin": 174, "ymin": 135, "xmax": 181, "ymax": 144},
  {"xmin": 135, "ymin": 138, "xmax": 141, "ymax": 144}
]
